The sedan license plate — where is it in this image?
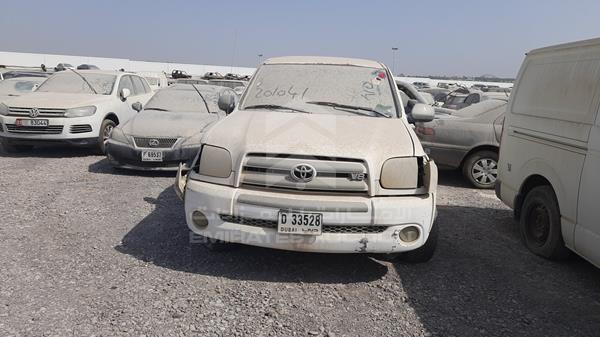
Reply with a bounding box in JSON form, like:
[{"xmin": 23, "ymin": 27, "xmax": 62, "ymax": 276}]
[
  {"xmin": 278, "ymin": 211, "xmax": 322, "ymax": 236},
  {"xmin": 141, "ymin": 150, "xmax": 163, "ymax": 162},
  {"xmin": 16, "ymin": 119, "xmax": 49, "ymax": 127}
]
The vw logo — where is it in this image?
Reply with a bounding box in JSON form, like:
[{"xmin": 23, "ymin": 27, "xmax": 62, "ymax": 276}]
[
  {"xmin": 148, "ymin": 139, "xmax": 160, "ymax": 147},
  {"xmin": 29, "ymin": 108, "xmax": 40, "ymax": 118},
  {"xmin": 290, "ymin": 164, "xmax": 316, "ymax": 183}
]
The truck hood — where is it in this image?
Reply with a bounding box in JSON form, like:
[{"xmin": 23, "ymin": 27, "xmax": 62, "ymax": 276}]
[
  {"xmin": 121, "ymin": 111, "xmax": 219, "ymax": 138},
  {"xmin": 203, "ymin": 110, "xmax": 420, "ymax": 166},
  {"xmin": 1, "ymin": 92, "xmax": 111, "ymax": 109}
]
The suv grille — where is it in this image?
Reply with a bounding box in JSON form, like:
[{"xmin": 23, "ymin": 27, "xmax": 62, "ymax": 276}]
[
  {"xmin": 241, "ymin": 153, "xmax": 369, "ymax": 193},
  {"xmin": 133, "ymin": 137, "xmax": 178, "ymax": 148},
  {"xmin": 6, "ymin": 124, "xmax": 63, "ymax": 134},
  {"xmin": 8, "ymin": 107, "xmax": 66, "ymax": 118},
  {"xmin": 220, "ymin": 215, "xmax": 387, "ymax": 234},
  {"xmin": 70, "ymin": 124, "xmax": 93, "ymax": 134}
]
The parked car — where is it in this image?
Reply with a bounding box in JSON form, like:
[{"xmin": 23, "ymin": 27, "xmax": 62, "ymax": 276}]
[
  {"xmin": 76, "ymin": 64, "xmax": 99, "ymax": 70},
  {"xmin": 497, "ymin": 38, "xmax": 600, "ymax": 267},
  {"xmin": 415, "ymin": 99, "xmax": 507, "ymax": 188},
  {"xmin": 176, "ymin": 78, "xmax": 209, "ymax": 85},
  {"xmin": 0, "ymin": 70, "xmax": 153, "ymax": 153},
  {"xmin": 106, "ymin": 84, "xmax": 235, "ymax": 170},
  {"xmin": 443, "ymin": 89, "xmax": 508, "ymax": 110},
  {"xmin": 171, "ymin": 70, "xmax": 191, "ymax": 79},
  {"xmin": 203, "ymin": 72, "xmax": 224, "ymax": 80},
  {"xmin": 0, "ymin": 77, "xmax": 46, "ymax": 101},
  {"xmin": 174, "ymin": 56, "xmax": 438, "ymax": 261},
  {"xmin": 54, "ymin": 63, "xmax": 74, "ymax": 71},
  {"xmin": 137, "ymin": 71, "xmax": 168, "ymax": 91},
  {"xmin": 207, "ymin": 79, "xmax": 248, "ymax": 89},
  {"xmin": 1, "ymin": 70, "xmax": 50, "ymax": 80},
  {"xmin": 396, "ymin": 80, "xmax": 451, "ymax": 122},
  {"xmin": 421, "ymin": 88, "xmax": 451, "ymax": 106},
  {"xmin": 412, "ymin": 81, "xmax": 430, "ymax": 89}
]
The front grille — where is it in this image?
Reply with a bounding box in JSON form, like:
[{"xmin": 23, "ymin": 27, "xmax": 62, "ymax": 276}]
[
  {"xmin": 70, "ymin": 124, "xmax": 93, "ymax": 134},
  {"xmin": 8, "ymin": 107, "xmax": 66, "ymax": 118},
  {"xmin": 240, "ymin": 153, "xmax": 369, "ymax": 193},
  {"xmin": 220, "ymin": 215, "xmax": 388, "ymax": 234},
  {"xmin": 6, "ymin": 124, "xmax": 63, "ymax": 134},
  {"xmin": 133, "ymin": 137, "xmax": 178, "ymax": 148}
]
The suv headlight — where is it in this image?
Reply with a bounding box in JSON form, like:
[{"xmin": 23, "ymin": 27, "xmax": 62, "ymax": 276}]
[
  {"xmin": 0, "ymin": 103, "xmax": 8, "ymax": 116},
  {"xmin": 109, "ymin": 127, "xmax": 132, "ymax": 145},
  {"xmin": 380, "ymin": 157, "xmax": 419, "ymax": 189},
  {"xmin": 64, "ymin": 106, "xmax": 96, "ymax": 118},
  {"xmin": 198, "ymin": 145, "xmax": 232, "ymax": 178}
]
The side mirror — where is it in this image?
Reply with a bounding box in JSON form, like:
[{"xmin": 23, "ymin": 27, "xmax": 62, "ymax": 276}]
[
  {"xmin": 120, "ymin": 88, "xmax": 131, "ymax": 100},
  {"xmin": 132, "ymin": 102, "xmax": 143, "ymax": 112},
  {"xmin": 218, "ymin": 93, "xmax": 236, "ymax": 114},
  {"xmin": 411, "ymin": 103, "xmax": 435, "ymax": 122}
]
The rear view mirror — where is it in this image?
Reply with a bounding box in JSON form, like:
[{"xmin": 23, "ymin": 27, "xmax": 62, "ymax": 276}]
[
  {"xmin": 120, "ymin": 88, "xmax": 131, "ymax": 100},
  {"xmin": 132, "ymin": 102, "xmax": 143, "ymax": 112},
  {"xmin": 218, "ymin": 93, "xmax": 236, "ymax": 114},
  {"xmin": 411, "ymin": 103, "xmax": 435, "ymax": 122}
]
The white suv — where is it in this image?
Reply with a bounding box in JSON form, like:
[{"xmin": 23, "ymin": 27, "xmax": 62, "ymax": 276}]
[
  {"xmin": 0, "ymin": 70, "xmax": 153, "ymax": 153},
  {"xmin": 176, "ymin": 56, "xmax": 439, "ymax": 262}
]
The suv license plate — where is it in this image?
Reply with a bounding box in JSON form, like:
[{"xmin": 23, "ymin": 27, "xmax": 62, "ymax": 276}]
[
  {"xmin": 278, "ymin": 211, "xmax": 322, "ymax": 236},
  {"xmin": 16, "ymin": 119, "xmax": 49, "ymax": 127},
  {"xmin": 141, "ymin": 150, "xmax": 163, "ymax": 162}
]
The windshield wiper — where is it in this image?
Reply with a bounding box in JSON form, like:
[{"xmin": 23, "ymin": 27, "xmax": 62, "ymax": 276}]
[
  {"xmin": 144, "ymin": 107, "xmax": 169, "ymax": 111},
  {"xmin": 243, "ymin": 104, "xmax": 310, "ymax": 114},
  {"xmin": 68, "ymin": 69, "xmax": 98, "ymax": 94},
  {"xmin": 306, "ymin": 101, "xmax": 391, "ymax": 118}
]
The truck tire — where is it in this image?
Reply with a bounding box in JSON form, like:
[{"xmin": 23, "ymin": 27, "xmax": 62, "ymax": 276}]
[{"xmin": 520, "ymin": 185, "xmax": 571, "ymax": 260}]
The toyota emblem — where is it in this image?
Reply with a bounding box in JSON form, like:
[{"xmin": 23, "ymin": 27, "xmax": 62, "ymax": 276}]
[
  {"xmin": 290, "ymin": 164, "xmax": 316, "ymax": 183},
  {"xmin": 148, "ymin": 139, "xmax": 160, "ymax": 147},
  {"xmin": 29, "ymin": 108, "xmax": 40, "ymax": 118}
]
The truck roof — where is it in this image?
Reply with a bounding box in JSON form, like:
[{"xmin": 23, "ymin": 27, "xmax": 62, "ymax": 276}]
[
  {"xmin": 264, "ymin": 56, "xmax": 384, "ymax": 69},
  {"xmin": 528, "ymin": 37, "xmax": 600, "ymax": 55}
]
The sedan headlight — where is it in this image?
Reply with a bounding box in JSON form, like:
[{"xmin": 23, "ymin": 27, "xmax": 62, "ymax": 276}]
[
  {"xmin": 64, "ymin": 106, "xmax": 96, "ymax": 118},
  {"xmin": 198, "ymin": 145, "xmax": 232, "ymax": 178},
  {"xmin": 0, "ymin": 103, "xmax": 8, "ymax": 116},
  {"xmin": 380, "ymin": 157, "xmax": 419, "ymax": 189},
  {"xmin": 109, "ymin": 127, "xmax": 132, "ymax": 145}
]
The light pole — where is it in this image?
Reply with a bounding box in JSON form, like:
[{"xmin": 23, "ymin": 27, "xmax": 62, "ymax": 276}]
[{"xmin": 391, "ymin": 47, "xmax": 398, "ymax": 76}]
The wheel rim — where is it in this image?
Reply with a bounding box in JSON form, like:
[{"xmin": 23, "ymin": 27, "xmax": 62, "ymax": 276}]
[
  {"xmin": 525, "ymin": 204, "xmax": 550, "ymax": 247},
  {"xmin": 103, "ymin": 124, "xmax": 114, "ymax": 141},
  {"xmin": 471, "ymin": 158, "xmax": 498, "ymax": 186}
]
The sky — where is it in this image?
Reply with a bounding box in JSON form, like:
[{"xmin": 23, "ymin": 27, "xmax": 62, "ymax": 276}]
[{"xmin": 1, "ymin": 0, "xmax": 600, "ymax": 78}]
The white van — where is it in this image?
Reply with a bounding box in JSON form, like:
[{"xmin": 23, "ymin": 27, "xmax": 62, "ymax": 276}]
[{"xmin": 497, "ymin": 38, "xmax": 600, "ymax": 267}]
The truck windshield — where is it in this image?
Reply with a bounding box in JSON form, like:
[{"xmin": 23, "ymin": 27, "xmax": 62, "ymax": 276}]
[
  {"xmin": 37, "ymin": 72, "xmax": 116, "ymax": 95},
  {"xmin": 241, "ymin": 64, "xmax": 398, "ymax": 118}
]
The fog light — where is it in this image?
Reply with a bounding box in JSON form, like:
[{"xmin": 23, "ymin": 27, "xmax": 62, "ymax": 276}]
[
  {"xmin": 192, "ymin": 211, "xmax": 209, "ymax": 229},
  {"xmin": 399, "ymin": 226, "xmax": 419, "ymax": 243}
]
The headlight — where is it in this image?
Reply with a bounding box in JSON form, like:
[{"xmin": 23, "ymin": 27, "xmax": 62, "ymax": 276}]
[
  {"xmin": 198, "ymin": 145, "xmax": 232, "ymax": 178},
  {"xmin": 64, "ymin": 106, "xmax": 96, "ymax": 118},
  {"xmin": 380, "ymin": 157, "xmax": 419, "ymax": 189},
  {"xmin": 0, "ymin": 103, "xmax": 8, "ymax": 116},
  {"xmin": 109, "ymin": 127, "xmax": 131, "ymax": 145}
]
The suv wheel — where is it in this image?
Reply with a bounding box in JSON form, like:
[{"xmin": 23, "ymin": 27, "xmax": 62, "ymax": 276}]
[
  {"xmin": 462, "ymin": 150, "xmax": 498, "ymax": 189},
  {"xmin": 97, "ymin": 119, "xmax": 116, "ymax": 154},
  {"xmin": 520, "ymin": 186, "xmax": 570, "ymax": 260}
]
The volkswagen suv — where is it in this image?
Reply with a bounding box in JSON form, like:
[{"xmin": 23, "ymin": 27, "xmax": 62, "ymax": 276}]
[{"xmin": 175, "ymin": 56, "xmax": 439, "ymax": 262}]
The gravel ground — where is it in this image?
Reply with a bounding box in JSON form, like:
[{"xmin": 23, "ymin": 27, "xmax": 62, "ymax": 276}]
[{"xmin": 1, "ymin": 146, "xmax": 599, "ymax": 337}]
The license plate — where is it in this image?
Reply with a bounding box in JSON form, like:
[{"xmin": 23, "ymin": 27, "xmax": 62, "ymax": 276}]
[
  {"xmin": 141, "ymin": 150, "xmax": 163, "ymax": 162},
  {"xmin": 16, "ymin": 119, "xmax": 49, "ymax": 127},
  {"xmin": 278, "ymin": 211, "xmax": 322, "ymax": 235}
]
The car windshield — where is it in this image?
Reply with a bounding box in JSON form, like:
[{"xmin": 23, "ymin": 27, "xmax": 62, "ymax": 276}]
[
  {"xmin": 143, "ymin": 85, "xmax": 220, "ymax": 113},
  {"xmin": 241, "ymin": 64, "xmax": 397, "ymax": 118},
  {"xmin": 36, "ymin": 72, "xmax": 116, "ymax": 95},
  {"xmin": 0, "ymin": 78, "xmax": 43, "ymax": 95},
  {"xmin": 447, "ymin": 95, "xmax": 467, "ymax": 104}
]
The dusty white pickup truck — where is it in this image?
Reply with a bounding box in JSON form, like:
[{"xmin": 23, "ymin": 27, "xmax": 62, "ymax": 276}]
[{"xmin": 175, "ymin": 56, "xmax": 438, "ymax": 262}]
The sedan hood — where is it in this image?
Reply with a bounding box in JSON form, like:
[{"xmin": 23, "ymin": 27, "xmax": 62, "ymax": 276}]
[
  {"xmin": 1, "ymin": 92, "xmax": 111, "ymax": 109},
  {"xmin": 121, "ymin": 111, "xmax": 219, "ymax": 138},
  {"xmin": 203, "ymin": 110, "xmax": 420, "ymax": 165}
]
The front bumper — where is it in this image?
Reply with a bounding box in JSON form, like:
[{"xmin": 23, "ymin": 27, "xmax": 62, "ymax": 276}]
[
  {"xmin": 184, "ymin": 179, "xmax": 437, "ymax": 254},
  {"xmin": 0, "ymin": 115, "xmax": 99, "ymax": 145},
  {"xmin": 106, "ymin": 140, "xmax": 199, "ymax": 171}
]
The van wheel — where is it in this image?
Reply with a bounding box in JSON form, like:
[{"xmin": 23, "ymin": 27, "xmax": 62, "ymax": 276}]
[
  {"xmin": 97, "ymin": 119, "xmax": 116, "ymax": 154},
  {"xmin": 463, "ymin": 150, "xmax": 498, "ymax": 189},
  {"xmin": 376, "ymin": 223, "xmax": 438, "ymax": 263},
  {"xmin": 520, "ymin": 186, "xmax": 571, "ymax": 260},
  {"xmin": 1, "ymin": 140, "xmax": 33, "ymax": 153}
]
